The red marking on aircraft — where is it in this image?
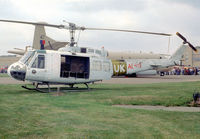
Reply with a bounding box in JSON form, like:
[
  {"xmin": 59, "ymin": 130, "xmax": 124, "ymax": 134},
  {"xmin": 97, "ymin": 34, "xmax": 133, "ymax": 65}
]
[{"xmin": 128, "ymin": 62, "xmax": 142, "ymax": 70}]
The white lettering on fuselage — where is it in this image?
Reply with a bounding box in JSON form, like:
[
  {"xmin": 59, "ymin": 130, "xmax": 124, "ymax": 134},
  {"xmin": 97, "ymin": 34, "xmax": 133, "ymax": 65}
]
[
  {"xmin": 120, "ymin": 65, "xmax": 125, "ymax": 72},
  {"xmin": 114, "ymin": 65, "xmax": 125, "ymax": 73}
]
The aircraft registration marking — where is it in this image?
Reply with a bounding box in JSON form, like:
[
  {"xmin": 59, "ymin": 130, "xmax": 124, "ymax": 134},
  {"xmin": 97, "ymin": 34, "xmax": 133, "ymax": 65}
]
[{"xmin": 128, "ymin": 62, "xmax": 142, "ymax": 69}]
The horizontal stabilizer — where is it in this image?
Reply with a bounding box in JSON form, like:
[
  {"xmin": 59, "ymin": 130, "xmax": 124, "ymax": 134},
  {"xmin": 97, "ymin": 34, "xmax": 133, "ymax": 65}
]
[{"xmin": 8, "ymin": 50, "xmax": 25, "ymax": 55}]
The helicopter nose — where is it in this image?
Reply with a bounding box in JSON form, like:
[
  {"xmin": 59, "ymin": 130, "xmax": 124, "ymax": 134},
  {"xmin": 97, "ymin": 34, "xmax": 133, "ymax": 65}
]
[{"xmin": 8, "ymin": 62, "xmax": 26, "ymax": 81}]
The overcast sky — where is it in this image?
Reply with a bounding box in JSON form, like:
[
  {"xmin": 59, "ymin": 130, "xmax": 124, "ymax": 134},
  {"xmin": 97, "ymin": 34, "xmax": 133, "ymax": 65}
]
[{"xmin": 0, "ymin": 0, "xmax": 200, "ymax": 55}]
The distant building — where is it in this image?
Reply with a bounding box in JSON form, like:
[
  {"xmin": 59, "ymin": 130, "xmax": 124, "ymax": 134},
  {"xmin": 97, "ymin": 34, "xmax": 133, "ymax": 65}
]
[
  {"xmin": 182, "ymin": 46, "xmax": 200, "ymax": 67},
  {"xmin": 0, "ymin": 55, "xmax": 20, "ymax": 67},
  {"xmin": 108, "ymin": 51, "xmax": 167, "ymax": 60}
]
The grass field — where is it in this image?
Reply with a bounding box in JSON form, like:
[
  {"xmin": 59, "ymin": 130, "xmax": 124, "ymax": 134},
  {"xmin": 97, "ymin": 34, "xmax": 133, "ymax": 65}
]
[
  {"xmin": 0, "ymin": 73, "xmax": 8, "ymax": 77},
  {"xmin": 0, "ymin": 82, "xmax": 200, "ymax": 138}
]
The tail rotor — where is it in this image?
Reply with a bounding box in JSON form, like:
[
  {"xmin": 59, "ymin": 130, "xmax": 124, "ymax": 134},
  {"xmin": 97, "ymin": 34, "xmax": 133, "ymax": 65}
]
[{"xmin": 176, "ymin": 32, "xmax": 197, "ymax": 52}]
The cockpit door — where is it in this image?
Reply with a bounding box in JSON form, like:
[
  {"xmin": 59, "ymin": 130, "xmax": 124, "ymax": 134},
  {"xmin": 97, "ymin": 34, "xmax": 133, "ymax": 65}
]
[{"xmin": 26, "ymin": 54, "xmax": 47, "ymax": 82}]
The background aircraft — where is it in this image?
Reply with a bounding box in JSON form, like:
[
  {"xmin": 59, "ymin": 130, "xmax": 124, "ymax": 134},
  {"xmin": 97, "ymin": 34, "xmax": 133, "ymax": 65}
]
[{"xmin": 111, "ymin": 43, "xmax": 192, "ymax": 77}]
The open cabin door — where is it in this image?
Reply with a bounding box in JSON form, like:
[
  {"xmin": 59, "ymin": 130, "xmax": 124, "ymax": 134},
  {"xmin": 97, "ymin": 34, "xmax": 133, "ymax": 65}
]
[{"xmin": 60, "ymin": 55, "xmax": 89, "ymax": 79}]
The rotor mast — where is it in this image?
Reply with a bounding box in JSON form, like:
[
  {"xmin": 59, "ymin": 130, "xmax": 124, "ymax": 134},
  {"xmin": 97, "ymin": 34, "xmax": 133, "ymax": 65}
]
[
  {"xmin": 68, "ymin": 23, "xmax": 76, "ymax": 47},
  {"xmin": 63, "ymin": 21, "xmax": 85, "ymax": 47}
]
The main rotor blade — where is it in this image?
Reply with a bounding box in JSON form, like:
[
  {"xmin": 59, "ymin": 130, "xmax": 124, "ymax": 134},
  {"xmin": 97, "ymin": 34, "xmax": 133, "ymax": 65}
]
[
  {"xmin": 0, "ymin": 19, "xmax": 64, "ymax": 28},
  {"xmin": 85, "ymin": 27, "xmax": 172, "ymax": 36},
  {"xmin": 0, "ymin": 19, "xmax": 172, "ymax": 36}
]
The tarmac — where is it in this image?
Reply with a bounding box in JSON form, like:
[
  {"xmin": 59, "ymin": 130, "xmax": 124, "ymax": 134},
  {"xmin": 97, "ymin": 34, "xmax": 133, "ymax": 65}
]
[
  {"xmin": 0, "ymin": 75, "xmax": 200, "ymax": 85},
  {"xmin": 0, "ymin": 77, "xmax": 27, "ymax": 84},
  {"xmin": 114, "ymin": 105, "xmax": 200, "ymax": 112},
  {"xmin": 102, "ymin": 75, "xmax": 200, "ymax": 84}
]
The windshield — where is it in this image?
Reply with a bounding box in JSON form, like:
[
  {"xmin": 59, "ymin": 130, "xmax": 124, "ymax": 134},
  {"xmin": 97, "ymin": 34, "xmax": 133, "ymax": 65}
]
[{"xmin": 20, "ymin": 51, "xmax": 35, "ymax": 66}]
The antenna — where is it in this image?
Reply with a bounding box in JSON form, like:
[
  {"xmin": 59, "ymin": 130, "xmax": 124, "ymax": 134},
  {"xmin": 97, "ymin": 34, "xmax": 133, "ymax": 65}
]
[{"xmin": 167, "ymin": 36, "xmax": 171, "ymax": 54}]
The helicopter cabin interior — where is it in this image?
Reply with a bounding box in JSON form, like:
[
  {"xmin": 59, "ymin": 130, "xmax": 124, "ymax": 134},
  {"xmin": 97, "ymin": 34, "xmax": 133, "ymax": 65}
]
[{"xmin": 60, "ymin": 55, "xmax": 89, "ymax": 79}]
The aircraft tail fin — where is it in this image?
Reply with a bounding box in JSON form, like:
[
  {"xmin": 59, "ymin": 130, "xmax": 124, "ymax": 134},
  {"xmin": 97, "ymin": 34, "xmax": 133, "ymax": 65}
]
[
  {"xmin": 32, "ymin": 24, "xmax": 56, "ymax": 49},
  {"xmin": 169, "ymin": 44, "xmax": 187, "ymax": 63}
]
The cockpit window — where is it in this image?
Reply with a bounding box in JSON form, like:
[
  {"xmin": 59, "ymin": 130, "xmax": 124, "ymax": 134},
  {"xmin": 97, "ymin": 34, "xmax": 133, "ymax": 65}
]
[
  {"xmin": 31, "ymin": 55, "xmax": 45, "ymax": 69},
  {"xmin": 20, "ymin": 51, "xmax": 35, "ymax": 66}
]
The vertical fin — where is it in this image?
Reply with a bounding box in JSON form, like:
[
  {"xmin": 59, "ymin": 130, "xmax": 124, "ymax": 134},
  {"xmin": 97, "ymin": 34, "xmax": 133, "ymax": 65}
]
[
  {"xmin": 170, "ymin": 44, "xmax": 187, "ymax": 61},
  {"xmin": 32, "ymin": 25, "xmax": 55, "ymax": 49}
]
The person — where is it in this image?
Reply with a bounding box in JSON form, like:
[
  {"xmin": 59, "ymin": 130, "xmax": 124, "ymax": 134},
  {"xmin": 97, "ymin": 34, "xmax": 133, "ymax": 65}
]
[
  {"xmin": 195, "ymin": 67, "xmax": 198, "ymax": 75},
  {"xmin": 181, "ymin": 67, "xmax": 184, "ymax": 75}
]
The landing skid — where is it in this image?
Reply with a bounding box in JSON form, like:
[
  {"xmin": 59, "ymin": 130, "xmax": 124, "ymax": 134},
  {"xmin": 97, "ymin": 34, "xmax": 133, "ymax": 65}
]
[
  {"xmin": 21, "ymin": 83, "xmax": 90, "ymax": 93},
  {"xmin": 22, "ymin": 85, "xmax": 49, "ymax": 93}
]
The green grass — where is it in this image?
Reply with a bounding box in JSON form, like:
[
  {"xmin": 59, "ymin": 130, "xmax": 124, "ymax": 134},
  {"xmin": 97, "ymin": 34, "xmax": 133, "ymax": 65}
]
[
  {"xmin": 0, "ymin": 82, "xmax": 200, "ymax": 138},
  {"xmin": 0, "ymin": 73, "xmax": 8, "ymax": 77}
]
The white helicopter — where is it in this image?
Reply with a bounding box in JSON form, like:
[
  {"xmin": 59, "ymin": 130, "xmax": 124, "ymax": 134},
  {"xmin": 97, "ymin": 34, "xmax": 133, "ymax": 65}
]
[{"xmin": 0, "ymin": 20, "xmax": 196, "ymax": 92}]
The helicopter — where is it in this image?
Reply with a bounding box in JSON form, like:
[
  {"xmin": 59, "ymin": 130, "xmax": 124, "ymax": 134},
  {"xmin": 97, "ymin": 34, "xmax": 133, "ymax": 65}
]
[{"xmin": 0, "ymin": 20, "xmax": 197, "ymax": 92}]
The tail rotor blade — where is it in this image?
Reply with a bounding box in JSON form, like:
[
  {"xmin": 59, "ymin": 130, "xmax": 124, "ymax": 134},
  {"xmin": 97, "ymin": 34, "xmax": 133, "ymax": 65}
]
[
  {"xmin": 176, "ymin": 32, "xmax": 187, "ymax": 42},
  {"xmin": 188, "ymin": 42, "xmax": 197, "ymax": 52},
  {"xmin": 176, "ymin": 32, "xmax": 197, "ymax": 52}
]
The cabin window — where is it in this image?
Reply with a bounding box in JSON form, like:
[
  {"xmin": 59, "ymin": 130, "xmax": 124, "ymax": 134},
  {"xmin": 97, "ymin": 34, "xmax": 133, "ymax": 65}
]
[
  {"xmin": 31, "ymin": 55, "xmax": 45, "ymax": 69},
  {"xmin": 81, "ymin": 48, "xmax": 87, "ymax": 53},
  {"xmin": 95, "ymin": 50, "xmax": 101, "ymax": 55},
  {"xmin": 88, "ymin": 49, "xmax": 94, "ymax": 53},
  {"xmin": 92, "ymin": 60, "xmax": 102, "ymax": 71}
]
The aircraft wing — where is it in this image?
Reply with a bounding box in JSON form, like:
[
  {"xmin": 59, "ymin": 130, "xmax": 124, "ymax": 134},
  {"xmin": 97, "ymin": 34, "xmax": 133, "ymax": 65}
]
[{"xmin": 7, "ymin": 41, "xmax": 69, "ymax": 55}]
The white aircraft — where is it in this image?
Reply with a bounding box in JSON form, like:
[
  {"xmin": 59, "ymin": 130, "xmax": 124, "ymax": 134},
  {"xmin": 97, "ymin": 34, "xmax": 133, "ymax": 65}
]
[
  {"xmin": 0, "ymin": 20, "xmax": 196, "ymax": 92},
  {"xmin": 111, "ymin": 43, "xmax": 194, "ymax": 77}
]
